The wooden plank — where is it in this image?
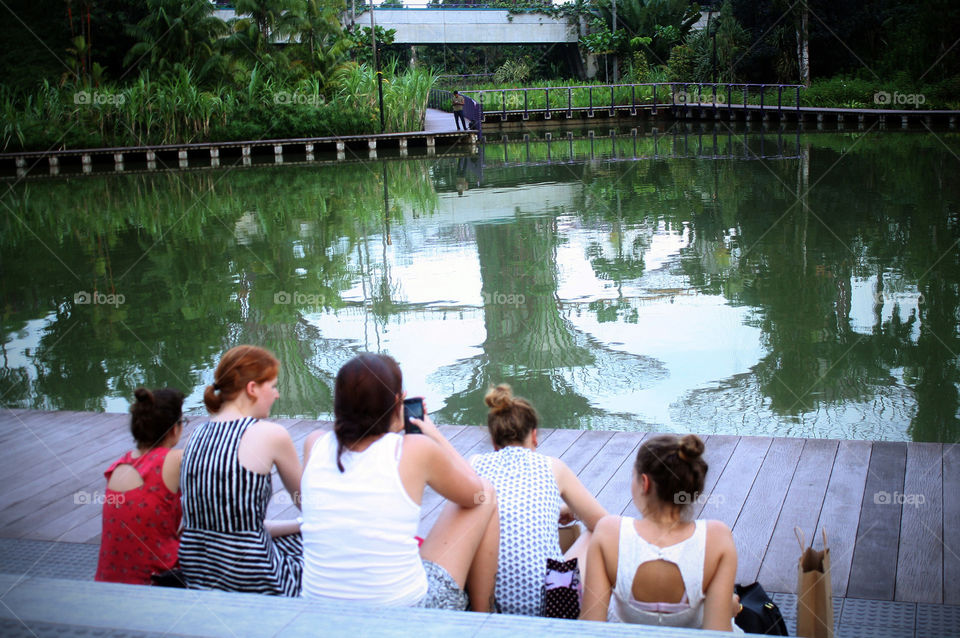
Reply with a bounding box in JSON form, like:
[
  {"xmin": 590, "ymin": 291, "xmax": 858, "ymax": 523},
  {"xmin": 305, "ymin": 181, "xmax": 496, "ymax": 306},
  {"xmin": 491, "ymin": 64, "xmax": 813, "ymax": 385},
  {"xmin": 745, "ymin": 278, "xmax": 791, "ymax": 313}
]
[
  {"xmin": 535, "ymin": 429, "xmax": 584, "ymax": 459},
  {"xmin": 944, "ymin": 444, "xmax": 960, "ymax": 605},
  {"xmin": 0, "ymin": 415, "xmax": 131, "ymax": 511},
  {"xmin": 896, "ymin": 442, "xmax": 943, "ymax": 603},
  {"xmin": 2, "ymin": 416, "xmax": 184, "ymax": 537},
  {"xmin": 756, "ymin": 438, "xmax": 838, "ymax": 593},
  {"xmin": 558, "ymin": 430, "xmax": 615, "ymax": 475},
  {"xmin": 811, "ymin": 439, "xmax": 872, "ymax": 597},
  {"xmin": 732, "ymin": 436, "xmax": 805, "ymax": 584},
  {"xmin": 696, "ymin": 436, "xmax": 772, "ymax": 527},
  {"xmin": 592, "ymin": 432, "xmax": 654, "ymax": 517},
  {"xmin": 686, "ymin": 434, "xmax": 740, "ymax": 520},
  {"xmin": 0, "ymin": 412, "xmax": 116, "ymax": 476},
  {"xmin": 576, "ymin": 432, "xmax": 646, "ymax": 498},
  {"xmin": 846, "ymin": 441, "xmax": 907, "ymax": 600}
]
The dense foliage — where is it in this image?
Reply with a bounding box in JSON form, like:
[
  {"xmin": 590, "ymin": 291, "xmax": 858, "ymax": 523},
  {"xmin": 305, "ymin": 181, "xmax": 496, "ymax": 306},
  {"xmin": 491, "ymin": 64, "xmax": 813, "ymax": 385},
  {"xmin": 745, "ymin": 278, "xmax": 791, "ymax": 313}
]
[
  {"xmin": 1, "ymin": 0, "xmax": 957, "ymax": 151},
  {"xmin": 1, "ymin": 0, "xmax": 435, "ymax": 150}
]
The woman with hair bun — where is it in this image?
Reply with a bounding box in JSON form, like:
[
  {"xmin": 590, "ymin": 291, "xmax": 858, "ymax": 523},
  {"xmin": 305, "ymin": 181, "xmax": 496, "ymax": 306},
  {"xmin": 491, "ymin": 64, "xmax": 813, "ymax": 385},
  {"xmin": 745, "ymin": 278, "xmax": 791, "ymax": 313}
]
[
  {"xmin": 470, "ymin": 383, "xmax": 607, "ymax": 616},
  {"xmin": 581, "ymin": 434, "xmax": 741, "ymax": 631},
  {"xmin": 179, "ymin": 345, "xmax": 303, "ymax": 596},
  {"xmin": 95, "ymin": 387, "xmax": 185, "ymax": 584},
  {"xmin": 300, "ymin": 353, "xmax": 499, "ymax": 611}
]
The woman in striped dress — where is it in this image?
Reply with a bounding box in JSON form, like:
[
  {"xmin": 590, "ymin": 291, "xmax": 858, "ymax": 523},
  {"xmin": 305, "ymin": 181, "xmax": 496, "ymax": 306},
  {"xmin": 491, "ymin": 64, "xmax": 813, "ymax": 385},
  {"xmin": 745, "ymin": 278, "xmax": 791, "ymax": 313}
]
[{"xmin": 179, "ymin": 345, "xmax": 303, "ymax": 596}]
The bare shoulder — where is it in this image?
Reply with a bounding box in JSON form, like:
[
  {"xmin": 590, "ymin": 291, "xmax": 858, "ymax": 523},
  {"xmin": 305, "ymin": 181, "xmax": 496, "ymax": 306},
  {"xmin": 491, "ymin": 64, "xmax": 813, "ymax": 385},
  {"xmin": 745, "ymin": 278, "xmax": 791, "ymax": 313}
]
[
  {"xmin": 249, "ymin": 419, "xmax": 292, "ymax": 441},
  {"xmin": 703, "ymin": 519, "xmax": 736, "ymax": 566},
  {"xmin": 704, "ymin": 519, "xmax": 734, "ymax": 544},
  {"xmin": 594, "ymin": 514, "xmax": 621, "ymax": 539},
  {"xmin": 550, "ymin": 455, "xmax": 572, "ymax": 479},
  {"xmin": 401, "ymin": 432, "xmax": 440, "ymax": 459}
]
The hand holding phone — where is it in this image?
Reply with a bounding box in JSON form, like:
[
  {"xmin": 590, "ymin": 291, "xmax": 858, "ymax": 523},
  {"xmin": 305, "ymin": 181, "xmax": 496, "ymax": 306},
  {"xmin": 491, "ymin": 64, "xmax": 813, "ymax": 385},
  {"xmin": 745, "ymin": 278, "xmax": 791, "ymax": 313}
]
[{"xmin": 403, "ymin": 397, "xmax": 425, "ymax": 434}]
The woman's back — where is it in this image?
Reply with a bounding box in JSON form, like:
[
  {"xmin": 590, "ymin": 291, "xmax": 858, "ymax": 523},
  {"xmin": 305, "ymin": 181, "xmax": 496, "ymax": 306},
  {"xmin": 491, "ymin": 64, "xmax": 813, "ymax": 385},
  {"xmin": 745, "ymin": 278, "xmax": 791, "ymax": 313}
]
[
  {"xmin": 609, "ymin": 517, "xmax": 706, "ymax": 627},
  {"xmin": 301, "ymin": 431, "xmax": 427, "ymax": 605},
  {"xmin": 96, "ymin": 448, "xmax": 181, "ymax": 584},
  {"xmin": 472, "ymin": 447, "xmax": 562, "ymax": 615},
  {"xmin": 180, "ymin": 417, "xmax": 301, "ymax": 595}
]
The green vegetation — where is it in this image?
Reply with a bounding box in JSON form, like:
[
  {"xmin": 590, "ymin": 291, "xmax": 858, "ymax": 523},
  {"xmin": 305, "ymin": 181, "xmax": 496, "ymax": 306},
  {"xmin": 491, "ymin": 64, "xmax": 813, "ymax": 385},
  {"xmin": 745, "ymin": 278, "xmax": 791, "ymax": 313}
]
[
  {"xmin": 2, "ymin": 0, "xmax": 958, "ymax": 151},
  {"xmin": 1, "ymin": 0, "xmax": 434, "ymax": 151}
]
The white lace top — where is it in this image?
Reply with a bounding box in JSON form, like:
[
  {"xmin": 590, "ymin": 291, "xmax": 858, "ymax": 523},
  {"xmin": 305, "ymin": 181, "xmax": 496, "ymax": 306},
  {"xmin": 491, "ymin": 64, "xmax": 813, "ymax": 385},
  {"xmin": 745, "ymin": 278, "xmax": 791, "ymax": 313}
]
[{"xmin": 609, "ymin": 517, "xmax": 707, "ymax": 627}]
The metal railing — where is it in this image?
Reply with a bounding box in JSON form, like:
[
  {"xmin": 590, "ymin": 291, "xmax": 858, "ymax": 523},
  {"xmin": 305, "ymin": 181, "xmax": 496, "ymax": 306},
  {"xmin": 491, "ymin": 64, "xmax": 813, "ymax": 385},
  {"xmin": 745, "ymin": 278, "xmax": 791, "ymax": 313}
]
[{"xmin": 461, "ymin": 82, "xmax": 805, "ymax": 120}]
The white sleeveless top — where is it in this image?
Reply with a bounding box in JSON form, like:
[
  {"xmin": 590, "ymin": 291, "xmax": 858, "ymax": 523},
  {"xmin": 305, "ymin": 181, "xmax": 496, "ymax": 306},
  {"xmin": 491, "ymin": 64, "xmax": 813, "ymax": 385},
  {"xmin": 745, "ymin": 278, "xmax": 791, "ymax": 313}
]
[
  {"xmin": 609, "ymin": 517, "xmax": 707, "ymax": 627},
  {"xmin": 300, "ymin": 431, "xmax": 427, "ymax": 605},
  {"xmin": 471, "ymin": 447, "xmax": 563, "ymax": 616}
]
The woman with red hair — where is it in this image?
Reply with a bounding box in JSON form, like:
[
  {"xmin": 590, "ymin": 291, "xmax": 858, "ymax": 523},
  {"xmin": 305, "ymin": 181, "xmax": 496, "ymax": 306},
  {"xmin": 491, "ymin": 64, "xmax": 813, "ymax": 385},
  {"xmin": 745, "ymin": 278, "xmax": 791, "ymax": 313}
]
[{"xmin": 178, "ymin": 345, "xmax": 303, "ymax": 596}]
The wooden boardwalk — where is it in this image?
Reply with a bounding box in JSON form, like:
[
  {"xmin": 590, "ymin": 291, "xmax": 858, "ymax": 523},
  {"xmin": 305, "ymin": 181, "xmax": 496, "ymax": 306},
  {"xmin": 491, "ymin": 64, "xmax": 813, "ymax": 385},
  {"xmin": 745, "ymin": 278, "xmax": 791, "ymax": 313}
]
[{"xmin": 0, "ymin": 409, "xmax": 955, "ymax": 605}]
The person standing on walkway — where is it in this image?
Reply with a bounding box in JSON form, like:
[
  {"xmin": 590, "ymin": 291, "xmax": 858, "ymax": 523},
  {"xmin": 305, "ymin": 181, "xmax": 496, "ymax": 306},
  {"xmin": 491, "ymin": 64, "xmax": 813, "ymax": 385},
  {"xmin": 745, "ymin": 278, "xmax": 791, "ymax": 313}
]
[{"xmin": 452, "ymin": 91, "xmax": 466, "ymax": 130}]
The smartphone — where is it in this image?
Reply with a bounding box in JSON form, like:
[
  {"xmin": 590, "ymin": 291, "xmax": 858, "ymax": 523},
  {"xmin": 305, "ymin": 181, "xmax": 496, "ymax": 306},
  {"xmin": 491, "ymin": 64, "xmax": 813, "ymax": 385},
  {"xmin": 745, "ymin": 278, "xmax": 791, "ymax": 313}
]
[{"xmin": 403, "ymin": 397, "xmax": 424, "ymax": 434}]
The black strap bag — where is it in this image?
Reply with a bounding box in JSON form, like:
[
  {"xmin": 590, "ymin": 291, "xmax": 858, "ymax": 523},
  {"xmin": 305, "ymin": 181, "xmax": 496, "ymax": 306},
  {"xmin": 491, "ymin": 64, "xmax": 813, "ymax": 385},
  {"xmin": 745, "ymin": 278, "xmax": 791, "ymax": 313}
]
[{"xmin": 734, "ymin": 581, "xmax": 789, "ymax": 635}]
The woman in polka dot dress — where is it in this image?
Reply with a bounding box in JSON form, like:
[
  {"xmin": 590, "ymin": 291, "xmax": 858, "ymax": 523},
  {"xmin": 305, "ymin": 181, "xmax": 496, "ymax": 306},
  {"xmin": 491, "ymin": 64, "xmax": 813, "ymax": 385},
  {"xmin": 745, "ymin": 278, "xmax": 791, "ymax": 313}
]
[
  {"xmin": 470, "ymin": 384, "xmax": 607, "ymax": 616},
  {"xmin": 95, "ymin": 388, "xmax": 184, "ymax": 584}
]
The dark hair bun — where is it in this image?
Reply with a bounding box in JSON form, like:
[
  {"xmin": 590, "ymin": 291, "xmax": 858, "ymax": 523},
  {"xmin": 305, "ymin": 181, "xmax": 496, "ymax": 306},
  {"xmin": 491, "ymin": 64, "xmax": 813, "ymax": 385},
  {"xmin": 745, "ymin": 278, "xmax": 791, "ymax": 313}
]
[
  {"xmin": 484, "ymin": 384, "xmax": 514, "ymax": 414},
  {"xmin": 129, "ymin": 387, "xmax": 184, "ymax": 448},
  {"xmin": 678, "ymin": 434, "xmax": 704, "ymax": 462},
  {"xmin": 134, "ymin": 387, "xmax": 154, "ymax": 405}
]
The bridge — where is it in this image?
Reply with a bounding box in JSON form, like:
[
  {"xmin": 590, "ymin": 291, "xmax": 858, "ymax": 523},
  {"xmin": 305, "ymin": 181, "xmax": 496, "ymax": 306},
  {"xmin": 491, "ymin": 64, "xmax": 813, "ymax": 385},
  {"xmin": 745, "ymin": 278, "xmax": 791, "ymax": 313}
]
[{"xmin": 212, "ymin": 5, "xmax": 713, "ymax": 45}]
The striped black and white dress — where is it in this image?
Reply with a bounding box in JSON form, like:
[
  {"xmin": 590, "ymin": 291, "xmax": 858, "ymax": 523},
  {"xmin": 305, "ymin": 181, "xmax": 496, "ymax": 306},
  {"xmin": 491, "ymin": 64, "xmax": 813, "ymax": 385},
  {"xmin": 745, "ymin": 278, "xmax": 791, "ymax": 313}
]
[{"xmin": 179, "ymin": 417, "xmax": 302, "ymax": 596}]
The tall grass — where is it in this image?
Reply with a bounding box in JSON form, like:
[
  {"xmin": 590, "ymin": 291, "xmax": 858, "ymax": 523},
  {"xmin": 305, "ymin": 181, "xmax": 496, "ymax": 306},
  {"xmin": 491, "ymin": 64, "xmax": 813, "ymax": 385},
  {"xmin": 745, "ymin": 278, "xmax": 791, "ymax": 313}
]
[{"xmin": 2, "ymin": 63, "xmax": 438, "ymax": 151}]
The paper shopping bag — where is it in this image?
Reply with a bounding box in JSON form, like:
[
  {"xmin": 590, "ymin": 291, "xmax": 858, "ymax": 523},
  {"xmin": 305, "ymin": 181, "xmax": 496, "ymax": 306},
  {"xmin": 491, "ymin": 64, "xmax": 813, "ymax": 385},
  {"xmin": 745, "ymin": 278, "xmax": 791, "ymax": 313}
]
[{"xmin": 796, "ymin": 527, "xmax": 834, "ymax": 638}]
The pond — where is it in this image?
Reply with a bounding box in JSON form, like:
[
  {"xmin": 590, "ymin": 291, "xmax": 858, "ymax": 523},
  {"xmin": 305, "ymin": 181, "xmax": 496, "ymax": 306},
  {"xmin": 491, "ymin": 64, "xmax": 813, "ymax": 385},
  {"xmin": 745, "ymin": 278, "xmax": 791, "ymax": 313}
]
[{"xmin": 2, "ymin": 126, "xmax": 959, "ymax": 442}]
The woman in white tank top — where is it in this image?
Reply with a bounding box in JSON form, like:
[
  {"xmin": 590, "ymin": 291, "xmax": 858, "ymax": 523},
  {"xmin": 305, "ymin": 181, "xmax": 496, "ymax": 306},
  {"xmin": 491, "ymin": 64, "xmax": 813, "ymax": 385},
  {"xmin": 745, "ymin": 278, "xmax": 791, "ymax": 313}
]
[
  {"xmin": 299, "ymin": 354, "xmax": 500, "ymax": 611},
  {"xmin": 580, "ymin": 434, "xmax": 741, "ymax": 632}
]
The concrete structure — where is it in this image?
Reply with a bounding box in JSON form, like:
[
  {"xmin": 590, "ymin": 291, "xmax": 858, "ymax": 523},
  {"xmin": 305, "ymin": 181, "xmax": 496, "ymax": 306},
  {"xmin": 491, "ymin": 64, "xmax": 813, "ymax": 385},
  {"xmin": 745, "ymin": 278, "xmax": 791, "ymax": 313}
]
[
  {"xmin": 352, "ymin": 8, "xmax": 577, "ymax": 44},
  {"xmin": 214, "ymin": 7, "xmax": 578, "ymax": 44}
]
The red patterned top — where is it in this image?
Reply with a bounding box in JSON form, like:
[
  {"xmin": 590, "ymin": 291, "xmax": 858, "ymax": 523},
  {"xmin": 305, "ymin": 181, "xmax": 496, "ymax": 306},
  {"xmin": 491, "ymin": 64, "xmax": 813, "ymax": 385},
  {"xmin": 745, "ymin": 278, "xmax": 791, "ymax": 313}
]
[{"xmin": 95, "ymin": 447, "xmax": 181, "ymax": 584}]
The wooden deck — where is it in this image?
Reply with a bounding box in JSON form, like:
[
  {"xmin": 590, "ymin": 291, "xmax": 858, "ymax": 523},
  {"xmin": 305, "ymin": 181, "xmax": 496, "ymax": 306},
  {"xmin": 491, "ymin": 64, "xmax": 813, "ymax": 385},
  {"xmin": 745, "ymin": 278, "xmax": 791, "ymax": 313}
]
[{"xmin": 0, "ymin": 409, "xmax": 955, "ymax": 605}]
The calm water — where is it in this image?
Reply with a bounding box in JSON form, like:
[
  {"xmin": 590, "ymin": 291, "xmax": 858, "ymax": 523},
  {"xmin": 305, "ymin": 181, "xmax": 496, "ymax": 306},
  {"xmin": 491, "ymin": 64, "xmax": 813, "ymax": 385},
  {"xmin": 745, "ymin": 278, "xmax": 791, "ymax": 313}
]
[{"xmin": 2, "ymin": 127, "xmax": 959, "ymax": 442}]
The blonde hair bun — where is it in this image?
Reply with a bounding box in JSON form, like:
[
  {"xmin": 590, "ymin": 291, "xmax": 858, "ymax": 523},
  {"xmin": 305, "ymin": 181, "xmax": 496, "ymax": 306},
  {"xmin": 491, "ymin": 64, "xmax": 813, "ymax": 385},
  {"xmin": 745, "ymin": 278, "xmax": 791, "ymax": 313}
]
[{"xmin": 484, "ymin": 383, "xmax": 514, "ymax": 415}]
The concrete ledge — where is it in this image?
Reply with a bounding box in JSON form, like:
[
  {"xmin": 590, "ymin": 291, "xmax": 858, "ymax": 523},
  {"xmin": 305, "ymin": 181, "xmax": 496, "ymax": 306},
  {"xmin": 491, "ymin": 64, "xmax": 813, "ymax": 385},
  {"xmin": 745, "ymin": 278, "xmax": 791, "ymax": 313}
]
[{"xmin": 0, "ymin": 575, "xmax": 726, "ymax": 638}]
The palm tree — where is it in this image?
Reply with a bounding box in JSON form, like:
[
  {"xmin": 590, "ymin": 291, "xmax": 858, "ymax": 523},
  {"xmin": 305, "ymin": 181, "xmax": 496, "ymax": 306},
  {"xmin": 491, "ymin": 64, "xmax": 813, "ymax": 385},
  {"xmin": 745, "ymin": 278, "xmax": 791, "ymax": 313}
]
[
  {"xmin": 124, "ymin": 0, "xmax": 228, "ymax": 78},
  {"xmin": 291, "ymin": 0, "xmax": 353, "ymax": 76},
  {"xmin": 232, "ymin": 0, "xmax": 305, "ymax": 55}
]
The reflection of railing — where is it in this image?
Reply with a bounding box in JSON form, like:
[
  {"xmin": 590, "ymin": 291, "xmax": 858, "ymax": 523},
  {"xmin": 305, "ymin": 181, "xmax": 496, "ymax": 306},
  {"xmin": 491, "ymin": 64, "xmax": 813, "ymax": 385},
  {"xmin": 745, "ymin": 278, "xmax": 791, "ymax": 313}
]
[
  {"xmin": 463, "ymin": 82, "xmax": 806, "ymax": 120},
  {"xmin": 429, "ymin": 88, "xmax": 483, "ymax": 137},
  {"xmin": 478, "ymin": 127, "xmax": 803, "ymax": 172}
]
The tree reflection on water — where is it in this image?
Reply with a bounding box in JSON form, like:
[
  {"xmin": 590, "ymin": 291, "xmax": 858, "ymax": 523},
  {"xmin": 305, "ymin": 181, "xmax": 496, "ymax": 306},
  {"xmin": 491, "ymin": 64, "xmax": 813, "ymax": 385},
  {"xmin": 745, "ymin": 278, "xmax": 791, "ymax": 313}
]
[{"xmin": 1, "ymin": 129, "xmax": 958, "ymax": 442}]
